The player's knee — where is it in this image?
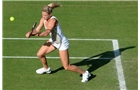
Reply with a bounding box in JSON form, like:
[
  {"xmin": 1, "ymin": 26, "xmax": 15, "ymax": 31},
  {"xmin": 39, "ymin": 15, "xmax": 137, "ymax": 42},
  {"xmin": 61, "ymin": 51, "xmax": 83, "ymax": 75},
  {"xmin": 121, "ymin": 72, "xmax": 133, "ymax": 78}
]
[
  {"xmin": 63, "ymin": 65, "xmax": 70, "ymax": 71},
  {"xmin": 37, "ymin": 53, "xmax": 43, "ymax": 58},
  {"xmin": 64, "ymin": 67, "xmax": 68, "ymax": 70}
]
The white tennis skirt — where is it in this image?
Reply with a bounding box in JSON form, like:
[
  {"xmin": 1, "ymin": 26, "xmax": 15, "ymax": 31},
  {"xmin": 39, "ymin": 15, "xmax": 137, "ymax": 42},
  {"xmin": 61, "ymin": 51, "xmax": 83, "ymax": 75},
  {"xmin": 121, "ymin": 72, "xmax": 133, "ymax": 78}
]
[{"xmin": 49, "ymin": 37, "xmax": 69, "ymax": 50}]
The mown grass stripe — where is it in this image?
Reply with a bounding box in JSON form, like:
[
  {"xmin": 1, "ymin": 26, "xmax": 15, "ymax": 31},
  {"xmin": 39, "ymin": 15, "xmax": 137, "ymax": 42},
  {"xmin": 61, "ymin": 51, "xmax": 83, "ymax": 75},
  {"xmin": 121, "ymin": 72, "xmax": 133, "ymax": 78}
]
[{"xmin": 3, "ymin": 0, "xmax": 138, "ymax": 1}]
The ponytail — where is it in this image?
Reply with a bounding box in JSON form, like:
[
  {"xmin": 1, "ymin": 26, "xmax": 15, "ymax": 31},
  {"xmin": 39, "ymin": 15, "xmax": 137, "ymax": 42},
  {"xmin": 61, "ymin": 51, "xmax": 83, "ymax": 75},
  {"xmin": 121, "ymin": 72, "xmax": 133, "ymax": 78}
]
[
  {"xmin": 48, "ymin": 2, "xmax": 61, "ymax": 9},
  {"xmin": 42, "ymin": 2, "xmax": 61, "ymax": 14}
]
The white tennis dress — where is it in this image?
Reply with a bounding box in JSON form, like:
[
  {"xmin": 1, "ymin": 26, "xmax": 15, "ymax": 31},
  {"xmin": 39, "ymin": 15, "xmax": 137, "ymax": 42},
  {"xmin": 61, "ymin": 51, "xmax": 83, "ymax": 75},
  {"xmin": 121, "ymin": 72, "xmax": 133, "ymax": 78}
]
[{"xmin": 44, "ymin": 16, "xmax": 69, "ymax": 50}]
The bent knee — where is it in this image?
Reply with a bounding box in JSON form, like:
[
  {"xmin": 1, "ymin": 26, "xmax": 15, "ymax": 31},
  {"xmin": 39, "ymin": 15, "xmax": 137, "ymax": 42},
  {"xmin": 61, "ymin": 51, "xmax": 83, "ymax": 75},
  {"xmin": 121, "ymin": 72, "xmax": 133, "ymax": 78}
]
[
  {"xmin": 37, "ymin": 53, "xmax": 44, "ymax": 58},
  {"xmin": 63, "ymin": 65, "xmax": 71, "ymax": 70}
]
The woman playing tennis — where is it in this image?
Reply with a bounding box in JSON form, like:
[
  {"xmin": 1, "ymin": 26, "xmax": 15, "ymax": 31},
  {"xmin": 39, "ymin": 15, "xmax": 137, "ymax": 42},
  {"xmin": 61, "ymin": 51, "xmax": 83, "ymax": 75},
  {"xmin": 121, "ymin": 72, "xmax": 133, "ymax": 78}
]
[{"xmin": 25, "ymin": 2, "xmax": 90, "ymax": 82}]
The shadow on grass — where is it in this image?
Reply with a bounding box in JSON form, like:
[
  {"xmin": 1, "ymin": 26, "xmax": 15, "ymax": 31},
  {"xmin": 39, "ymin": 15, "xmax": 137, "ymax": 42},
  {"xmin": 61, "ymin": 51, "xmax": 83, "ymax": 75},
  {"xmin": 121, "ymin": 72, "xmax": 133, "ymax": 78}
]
[{"xmin": 52, "ymin": 46, "xmax": 135, "ymax": 80}]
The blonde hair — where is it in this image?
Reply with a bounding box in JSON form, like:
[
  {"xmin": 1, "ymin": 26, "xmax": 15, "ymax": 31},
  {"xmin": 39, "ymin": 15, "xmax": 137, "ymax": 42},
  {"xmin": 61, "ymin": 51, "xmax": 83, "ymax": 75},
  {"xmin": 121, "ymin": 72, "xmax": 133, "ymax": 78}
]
[{"xmin": 42, "ymin": 3, "xmax": 61, "ymax": 14}]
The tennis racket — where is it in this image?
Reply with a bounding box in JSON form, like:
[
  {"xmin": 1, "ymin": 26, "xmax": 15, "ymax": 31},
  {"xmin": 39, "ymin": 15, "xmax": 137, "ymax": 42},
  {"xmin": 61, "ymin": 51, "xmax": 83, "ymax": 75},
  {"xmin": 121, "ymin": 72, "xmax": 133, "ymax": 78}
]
[{"xmin": 29, "ymin": 22, "xmax": 37, "ymax": 37}]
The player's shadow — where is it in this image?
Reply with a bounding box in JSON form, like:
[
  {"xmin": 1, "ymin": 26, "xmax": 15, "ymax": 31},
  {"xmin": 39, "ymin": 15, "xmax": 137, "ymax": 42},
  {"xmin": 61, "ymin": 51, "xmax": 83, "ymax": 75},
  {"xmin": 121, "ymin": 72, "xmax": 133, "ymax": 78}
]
[
  {"xmin": 75, "ymin": 46, "xmax": 135, "ymax": 72},
  {"xmin": 52, "ymin": 46, "xmax": 135, "ymax": 80}
]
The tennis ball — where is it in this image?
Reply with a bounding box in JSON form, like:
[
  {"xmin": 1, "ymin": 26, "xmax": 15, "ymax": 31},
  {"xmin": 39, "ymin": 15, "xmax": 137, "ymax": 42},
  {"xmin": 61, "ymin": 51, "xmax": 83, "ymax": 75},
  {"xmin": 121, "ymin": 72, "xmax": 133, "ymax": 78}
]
[{"xmin": 10, "ymin": 16, "xmax": 14, "ymax": 21}]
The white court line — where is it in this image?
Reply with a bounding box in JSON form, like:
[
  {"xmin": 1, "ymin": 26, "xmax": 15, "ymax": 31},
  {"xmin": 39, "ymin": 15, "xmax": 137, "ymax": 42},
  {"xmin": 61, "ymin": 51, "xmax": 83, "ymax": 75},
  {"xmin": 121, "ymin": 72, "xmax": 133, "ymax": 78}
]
[
  {"xmin": 112, "ymin": 40, "xmax": 127, "ymax": 90},
  {"xmin": 2, "ymin": 56, "xmax": 112, "ymax": 60},
  {"xmin": 2, "ymin": 38, "xmax": 116, "ymax": 41}
]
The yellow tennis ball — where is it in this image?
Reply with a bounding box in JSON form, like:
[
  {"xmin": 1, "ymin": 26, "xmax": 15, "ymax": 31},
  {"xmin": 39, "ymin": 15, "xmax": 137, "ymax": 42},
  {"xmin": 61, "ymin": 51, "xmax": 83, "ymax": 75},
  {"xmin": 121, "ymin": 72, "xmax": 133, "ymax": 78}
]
[{"xmin": 10, "ymin": 17, "xmax": 14, "ymax": 21}]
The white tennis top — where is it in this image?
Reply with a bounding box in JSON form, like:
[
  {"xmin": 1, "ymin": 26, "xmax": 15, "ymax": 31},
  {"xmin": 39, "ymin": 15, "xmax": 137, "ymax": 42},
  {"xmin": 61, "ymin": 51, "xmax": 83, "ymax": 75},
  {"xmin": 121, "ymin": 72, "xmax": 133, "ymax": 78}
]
[{"xmin": 44, "ymin": 16, "xmax": 65, "ymax": 43}]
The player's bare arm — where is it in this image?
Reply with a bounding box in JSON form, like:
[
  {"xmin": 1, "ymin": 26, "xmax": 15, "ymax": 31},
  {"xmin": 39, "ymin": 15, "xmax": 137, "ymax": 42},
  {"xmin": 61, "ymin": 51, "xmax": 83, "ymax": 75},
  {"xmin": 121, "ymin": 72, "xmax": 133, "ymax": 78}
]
[
  {"xmin": 25, "ymin": 18, "xmax": 44, "ymax": 38},
  {"xmin": 34, "ymin": 18, "xmax": 44, "ymax": 33},
  {"xmin": 36, "ymin": 18, "xmax": 57, "ymax": 37}
]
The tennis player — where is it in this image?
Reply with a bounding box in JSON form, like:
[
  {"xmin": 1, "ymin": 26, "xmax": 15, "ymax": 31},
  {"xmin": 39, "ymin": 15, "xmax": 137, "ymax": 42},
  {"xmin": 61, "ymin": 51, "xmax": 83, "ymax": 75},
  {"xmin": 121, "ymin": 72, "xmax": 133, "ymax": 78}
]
[{"xmin": 25, "ymin": 2, "xmax": 91, "ymax": 82}]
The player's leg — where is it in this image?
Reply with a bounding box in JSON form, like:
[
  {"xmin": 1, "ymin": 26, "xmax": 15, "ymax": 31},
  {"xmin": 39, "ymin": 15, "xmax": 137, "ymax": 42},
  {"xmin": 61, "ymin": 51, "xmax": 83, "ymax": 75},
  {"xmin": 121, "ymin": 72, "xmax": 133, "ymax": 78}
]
[
  {"xmin": 59, "ymin": 49, "xmax": 91, "ymax": 82},
  {"xmin": 36, "ymin": 42, "xmax": 56, "ymax": 74},
  {"xmin": 59, "ymin": 50, "xmax": 85, "ymax": 73}
]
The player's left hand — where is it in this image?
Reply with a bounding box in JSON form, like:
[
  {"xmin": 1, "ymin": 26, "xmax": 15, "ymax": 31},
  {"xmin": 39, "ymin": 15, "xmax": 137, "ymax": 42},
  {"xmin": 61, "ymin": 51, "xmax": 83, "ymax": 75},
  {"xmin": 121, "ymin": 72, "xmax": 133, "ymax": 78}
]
[{"xmin": 25, "ymin": 31, "xmax": 32, "ymax": 38}]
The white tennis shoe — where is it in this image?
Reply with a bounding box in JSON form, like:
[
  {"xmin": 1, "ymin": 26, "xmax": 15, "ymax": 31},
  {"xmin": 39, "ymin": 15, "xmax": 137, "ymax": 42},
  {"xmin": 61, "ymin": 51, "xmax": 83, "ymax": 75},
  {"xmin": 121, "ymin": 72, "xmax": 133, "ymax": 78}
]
[
  {"xmin": 81, "ymin": 71, "xmax": 91, "ymax": 82},
  {"xmin": 36, "ymin": 67, "xmax": 51, "ymax": 74}
]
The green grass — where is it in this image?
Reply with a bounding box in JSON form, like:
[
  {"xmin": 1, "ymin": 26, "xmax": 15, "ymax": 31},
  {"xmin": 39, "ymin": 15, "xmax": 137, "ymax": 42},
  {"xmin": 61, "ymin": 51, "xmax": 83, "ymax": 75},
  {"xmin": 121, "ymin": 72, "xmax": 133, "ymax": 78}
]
[{"xmin": 3, "ymin": 1, "xmax": 137, "ymax": 90}]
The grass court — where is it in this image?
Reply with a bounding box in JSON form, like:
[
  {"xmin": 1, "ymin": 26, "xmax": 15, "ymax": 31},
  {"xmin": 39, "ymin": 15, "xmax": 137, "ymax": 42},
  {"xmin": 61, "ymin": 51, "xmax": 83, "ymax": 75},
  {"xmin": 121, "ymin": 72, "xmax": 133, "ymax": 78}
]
[{"xmin": 2, "ymin": 1, "xmax": 137, "ymax": 90}]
